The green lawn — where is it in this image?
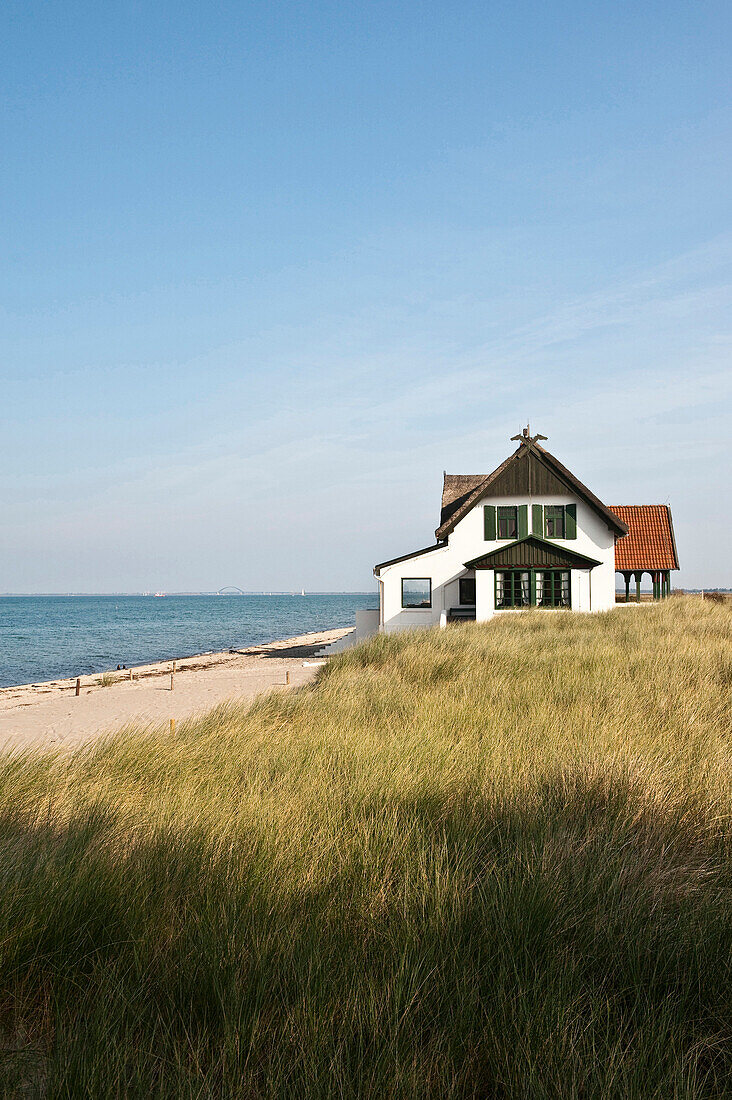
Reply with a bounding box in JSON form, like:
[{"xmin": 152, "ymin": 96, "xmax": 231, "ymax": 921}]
[{"xmin": 0, "ymin": 599, "xmax": 731, "ymax": 1097}]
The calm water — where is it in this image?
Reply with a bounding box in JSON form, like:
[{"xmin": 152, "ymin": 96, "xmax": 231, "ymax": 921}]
[{"xmin": 0, "ymin": 594, "xmax": 378, "ymax": 688}]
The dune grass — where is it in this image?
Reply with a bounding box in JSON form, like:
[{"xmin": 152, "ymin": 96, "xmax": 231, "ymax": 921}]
[{"xmin": 0, "ymin": 598, "xmax": 731, "ymax": 1097}]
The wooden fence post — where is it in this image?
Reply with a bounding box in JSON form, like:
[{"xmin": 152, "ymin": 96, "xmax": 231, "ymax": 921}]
[{"xmin": 75, "ymin": 678, "xmax": 80, "ymax": 697}]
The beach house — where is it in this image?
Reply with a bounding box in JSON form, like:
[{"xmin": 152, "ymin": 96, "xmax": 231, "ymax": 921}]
[{"xmin": 373, "ymin": 428, "xmax": 679, "ymax": 631}]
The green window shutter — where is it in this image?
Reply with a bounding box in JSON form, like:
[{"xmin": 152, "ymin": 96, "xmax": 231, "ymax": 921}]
[
  {"xmin": 532, "ymin": 504, "xmax": 543, "ymax": 536},
  {"xmin": 518, "ymin": 505, "xmax": 528, "ymax": 539},
  {"xmin": 484, "ymin": 505, "xmax": 496, "ymax": 541},
  {"xmin": 565, "ymin": 504, "xmax": 577, "ymax": 539}
]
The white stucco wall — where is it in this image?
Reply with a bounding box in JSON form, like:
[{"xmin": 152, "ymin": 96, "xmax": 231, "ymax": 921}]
[
  {"xmin": 376, "ymin": 493, "xmax": 617, "ymax": 632},
  {"xmin": 475, "ymin": 569, "xmax": 495, "ymax": 622}
]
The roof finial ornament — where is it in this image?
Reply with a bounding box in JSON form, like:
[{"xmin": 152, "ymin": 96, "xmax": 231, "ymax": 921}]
[{"xmin": 511, "ymin": 425, "xmax": 547, "ymax": 450}]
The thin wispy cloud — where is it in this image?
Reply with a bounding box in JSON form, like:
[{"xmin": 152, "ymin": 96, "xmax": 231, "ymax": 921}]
[{"xmin": 1, "ymin": 2, "xmax": 729, "ymax": 590}]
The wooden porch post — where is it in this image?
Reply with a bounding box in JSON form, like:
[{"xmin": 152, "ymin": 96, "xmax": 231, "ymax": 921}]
[
  {"xmin": 652, "ymin": 572, "xmax": 659, "ymax": 600},
  {"xmin": 635, "ymin": 572, "xmax": 642, "ymax": 602},
  {"xmin": 624, "ymin": 572, "xmax": 631, "ymax": 602}
]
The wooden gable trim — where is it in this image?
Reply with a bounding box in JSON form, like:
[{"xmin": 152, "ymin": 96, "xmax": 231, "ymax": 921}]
[
  {"xmin": 465, "ymin": 536, "xmax": 601, "ymax": 571},
  {"xmin": 373, "ymin": 542, "xmax": 446, "ymax": 576},
  {"xmin": 436, "ymin": 445, "xmax": 628, "ymax": 541},
  {"xmin": 666, "ymin": 506, "xmax": 680, "ymax": 570}
]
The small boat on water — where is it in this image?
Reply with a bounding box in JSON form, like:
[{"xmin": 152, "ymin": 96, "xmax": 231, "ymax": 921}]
[{"xmin": 154, "ymin": 592, "xmax": 166, "ymax": 598}]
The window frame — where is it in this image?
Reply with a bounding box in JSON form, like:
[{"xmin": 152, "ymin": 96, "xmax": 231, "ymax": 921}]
[
  {"xmin": 497, "ymin": 505, "xmax": 518, "ymax": 540},
  {"xmin": 535, "ymin": 569, "xmax": 571, "ymax": 607},
  {"xmin": 544, "ymin": 505, "xmax": 566, "ymax": 539},
  {"xmin": 495, "ymin": 569, "xmax": 571, "ymax": 610},
  {"xmin": 401, "ymin": 577, "xmax": 432, "ymax": 609},
  {"xmin": 495, "ymin": 570, "xmax": 531, "ymax": 609}
]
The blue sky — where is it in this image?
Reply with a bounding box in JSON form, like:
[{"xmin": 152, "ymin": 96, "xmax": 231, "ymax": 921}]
[{"xmin": 1, "ymin": 0, "xmax": 730, "ymax": 591}]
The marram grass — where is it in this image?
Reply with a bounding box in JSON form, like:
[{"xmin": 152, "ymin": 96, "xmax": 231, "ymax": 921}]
[{"xmin": 0, "ymin": 599, "xmax": 731, "ymax": 1098}]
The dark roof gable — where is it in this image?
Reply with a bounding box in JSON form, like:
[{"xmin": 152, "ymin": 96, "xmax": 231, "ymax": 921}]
[
  {"xmin": 438, "ymin": 444, "xmax": 628, "ymax": 540},
  {"xmin": 465, "ymin": 535, "xmax": 601, "ymax": 571}
]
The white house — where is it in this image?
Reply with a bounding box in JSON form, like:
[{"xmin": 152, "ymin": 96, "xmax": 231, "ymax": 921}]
[{"xmin": 373, "ymin": 428, "xmax": 633, "ymax": 630}]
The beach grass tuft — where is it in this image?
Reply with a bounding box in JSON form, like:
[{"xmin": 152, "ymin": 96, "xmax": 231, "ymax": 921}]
[{"xmin": 0, "ymin": 598, "xmax": 731, "ymax": 1096}]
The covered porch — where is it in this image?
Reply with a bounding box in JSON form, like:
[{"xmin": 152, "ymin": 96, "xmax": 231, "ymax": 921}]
[
  {"xmin": 609, "ymin": 505, "xmax": 679, "ymax": 603},
  {"xmin": 464, "ymin": 536, "xmax": 601, "ymax": 619},
  {"xmin": 616, "ymin": 570, "xmax": 672, "ymax": 603}
]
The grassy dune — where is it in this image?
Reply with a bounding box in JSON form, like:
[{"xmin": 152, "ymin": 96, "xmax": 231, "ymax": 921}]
[{"xmin": 0, "ymin": 599, "xmax": 731, "ymax": 1097}]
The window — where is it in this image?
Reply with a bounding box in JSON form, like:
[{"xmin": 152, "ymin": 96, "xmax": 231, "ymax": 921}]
[
  {"xmin": 497, "ymin": 506, "xmax": 518, "ymax": 539},
  {"xmin": 495, "ymin": 570, "xmax": 571, "ymax": 609},
  {"xmin": 486, "ymin": 504, "xmax": 529, "ymax": 541},
  {"xmin": 402, "ymin": 578, "xmax": 432, "ymax": 608},
  {"xmin": 495, "ymin": 571, "xmax": 530, "ymax": 608},
  {"xmin": 535, "ymin": 570, "xmax": 571, "ymax": 607},
  {"xmin": 542, "ymin": 504, "xmax": 578, "ymax": 539},
  {"xmin": 459, "ymin": 577, "xmax": 476, "ymax": 605},
  {"xmin": 544, "ymin": 506, "xmax": 566, "ymax": 539}
]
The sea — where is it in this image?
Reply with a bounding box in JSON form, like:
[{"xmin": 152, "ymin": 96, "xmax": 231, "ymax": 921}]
[{"xmin": 0, "ymin": 594, "xmax": 378, "ymax": 689}]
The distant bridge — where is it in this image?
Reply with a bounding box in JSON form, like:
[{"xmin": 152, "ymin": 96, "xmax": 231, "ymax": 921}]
[{"xmin": 217, "ymin": 586, "xmax": 246, "ymax": 595}]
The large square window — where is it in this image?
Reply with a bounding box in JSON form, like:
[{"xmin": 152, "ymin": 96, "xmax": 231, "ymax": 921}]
[
  {"xmin": 544, "ymin": 506, "xmax": 566, "ymax": 539},
  {"xmin": 495, "ymin": 569, "xmax": 571, "ymax": 609},
  {"xmin": 497, "ymin": 506, "xmax": 518, "ymax": 539},
  {"xmin": 401, "ymin": 578, "xmax": 432, "ymax": 608}
]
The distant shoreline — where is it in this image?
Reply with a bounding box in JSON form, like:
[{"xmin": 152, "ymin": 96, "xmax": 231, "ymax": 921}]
[
  {"xmin": 0, "ymin": 592, "xmax": 376, "ymax": 689},
  {"xmin": 0, "ymin": 627, "xmax": 350, "ymax": 696},
  {"xmin": 0, "ymin": 626, "xmax": 352, "ymax": 753},
  {"xmin": 0, "ymin": 591, "xmax": 376, "ymax": 598},
  {"xmin": 1, "ymin": 589, "xmax": 729, "ymax": 597}
]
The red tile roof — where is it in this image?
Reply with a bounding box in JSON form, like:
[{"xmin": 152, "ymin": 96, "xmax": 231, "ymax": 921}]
[{"xmin": 610, "ymin": 505, "xmax": 679, "ymax": 571}]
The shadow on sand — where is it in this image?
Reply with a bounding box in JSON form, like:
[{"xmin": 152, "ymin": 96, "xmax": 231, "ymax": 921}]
[{"xmin": 235, "ymin": 641, "xmax": 330, "ymax": 659}]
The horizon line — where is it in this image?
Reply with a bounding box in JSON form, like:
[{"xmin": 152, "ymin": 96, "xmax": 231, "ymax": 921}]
[{"xmin": 0, "ymin": 590, "xmax": 377, "ymax": 597}]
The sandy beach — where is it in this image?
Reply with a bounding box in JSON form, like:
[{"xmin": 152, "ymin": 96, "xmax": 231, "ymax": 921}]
[{"xmin": 0, "ymin": 627, "xmax": 351, "ymax": 753}]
